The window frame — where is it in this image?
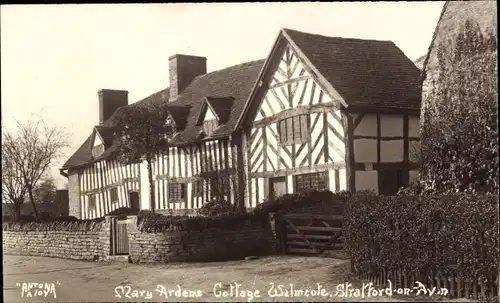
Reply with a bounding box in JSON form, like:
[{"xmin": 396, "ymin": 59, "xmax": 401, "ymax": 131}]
[
  {"xmin": 277, "ymin": 114, "xmax": 309, "ymax": 146},
  {"xmin": 168, "ymin": 182, "xmax": 187, "ymax": 202},
  {"xmin": 293, "ymin": 171, "xmax": 329, "ymax": 193}
]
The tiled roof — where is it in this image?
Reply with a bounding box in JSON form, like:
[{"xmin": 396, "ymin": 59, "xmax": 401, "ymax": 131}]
[
  {"xmin": 63, "ymin": 27, "xmax": 422, "ymax": 170},
  {"xmin": 62, "ymin": 60, "xmax": 264, "ymax": 169},
  {"xmin": 94, "ymin": 125, "xmax": 115, "ymax": 147},
  {"xmin": 206, "ymin": 96, "xmax": 235, "ymax": 123},
  {"xmin": 168, "ymin": 105, "xmax": 191, "ymax": 130},
  {"xmin": 162, "ymin": 60, "xmax": 265, "ymax": 146},
  {"xmin": 283, "ymin": 28, "xmax": 422, "ymax": 110}
]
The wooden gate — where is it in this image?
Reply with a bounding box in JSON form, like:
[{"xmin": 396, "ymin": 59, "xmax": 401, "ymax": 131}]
[
  {"xmin": 277, "ymin": 213, "xmax": 344, "ymax": 256},
  {"xmin": 111, "ymin": 217, "xmax": 129, "ymax": 255}
]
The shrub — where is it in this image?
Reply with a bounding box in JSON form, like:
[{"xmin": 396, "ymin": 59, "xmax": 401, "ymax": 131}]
[
  {"xmin": 136, "ymin": 210, "xmax": 267, "ymax": 233},
  {"xmin": 344, "ymin": 192, "xmax": 499, "ymax": 283},
  {"xmin": 3, "ymin": 219, "xmax": 104, "ymax": 232},
  {"xmin": 198, "ymin": 198, "xmax": 238, "ymax": 217},
  {"xmin": 421, "ymin": 19, "xmax": 498, "ymax": 194},
  {"xmin": 108, "ymin": 207, "xmax": 139, "ymax": 217},
  {"xmin": 253, "ymin": 190, "xmax": 348, "ymax": 214}
]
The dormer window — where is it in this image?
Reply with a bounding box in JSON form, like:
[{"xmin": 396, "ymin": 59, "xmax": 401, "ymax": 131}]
[
  {"xmin": 203, "ymin": 119, "xmax": 218, "ymax": 137},
  {"xmin": 92, "ymin": 144, "xmax": 105, "ymax": 158},
  {"xmin": 196, "ymin": 96, "xmax": 234, "ymax": 138}
]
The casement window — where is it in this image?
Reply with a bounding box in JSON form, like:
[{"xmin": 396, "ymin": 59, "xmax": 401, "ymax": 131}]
[
  {"xmin": 92, "ymin": 144, "xmax": 105, "ymax": 158},
  {"xmin": 193, "ymin": 179, "xmax": 203, "ymax": 197},
  {"xmin": 168, "ymin": 182, "xmax": 187, "ymax": 202},
  {"xmin": 88, "ymin": 194, "xmax": 96, "ymax": 210},
  {"xmin": 294, "ymin": 171, "xmax": 328, "ymax": 193},
  {"xmin": 203, "ymin": 119, "xmax": 218, "ymax": 137},
  {"xmin": 110, "ymin": 187, "xmax": 118, "ymax": 204},
  {"xmin": 278, "ymin": 115, "xmax": 309, "ymax": 145}
]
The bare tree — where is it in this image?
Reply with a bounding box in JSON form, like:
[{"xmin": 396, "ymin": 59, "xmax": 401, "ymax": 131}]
[
  {"xmin": 2, "ymin": 148, "xmax": 27, "ymax": 220},
  {"xmin": 2, "ymin": 119, "xmax": 70, "ymax": 221}
]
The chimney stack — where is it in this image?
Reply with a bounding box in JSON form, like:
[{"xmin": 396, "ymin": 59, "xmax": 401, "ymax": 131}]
[
  {"xmin": 98, "ymin": 89, "xmax": 128, "ymax": 125},
  {"xmin": 169, "ymin": 54, "xmax": 207, "ymax": 101}
]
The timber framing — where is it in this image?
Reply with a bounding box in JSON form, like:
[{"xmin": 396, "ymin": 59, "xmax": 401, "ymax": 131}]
[
  {"xmin": 344, "ymin": 112, "xmax": 355, "ymax": 191},
  {"xmin": 64, "ymin": 27, "xmax": 422, "ymax": 218},
  {"xmin": 269, "ymin": 75, "xmax": 311, "ymax": 89},
  {"xmin": 249, "ymin": 162, "xmax": 345, "ymax": 179},
  {"xmin": 253, "ymin": 103, "xmax": 339, "ymax": 128},
  {"xmin": 353, "ymin": 162, "xmax": 419, "ymax": 171},
  {"xmin": 81, "ymin": 177, "xmax": 139, "ymax": 195}
]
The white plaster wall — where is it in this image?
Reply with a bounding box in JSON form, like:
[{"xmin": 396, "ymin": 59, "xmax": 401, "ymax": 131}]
[
  {"xmin": 139, "ymin": 161, "xmax": 150, "ymax": 210},
  {"xmin": 380, "ymin": 140, "xmax": 404, "ymax": 162},
  {"xmin": 380, "ymin": 114, "xmax": 403, "ymax": 137},
  {"xmin": 355, "ymin": 171, "xmax": 378, "ymax": 194},
  {"xmin": 408, "ymin": 116, "xmax": 420, "ymax": 138},
  {"xmin": 204, "ymin": 106, "xmax": 217, "ymax": 121},
  {"xmin": 354, "ymin": 113, "xmax": 377, "ymax": 136},
  {"xmin": 287, "ymin": 175, "xmax": 294, "ymax": 194},
  {"xmin": 354, "ymin": 139, "xmax": 377, "ymax": 163},
  {"xmin": 93, "ymin": 133, "xmax": 103, "ymax": 147},
  {"xmin": 339, "ymin": 168, "xmax": 347, "ymax": 191}
]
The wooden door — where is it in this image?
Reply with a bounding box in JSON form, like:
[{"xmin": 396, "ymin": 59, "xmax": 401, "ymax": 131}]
[
  {"xmin": 129, "ymin": 192, "xmax": 140, "ymax": 211},
  {"xmin": 269, "ymin": 177, "xmax": 287, "ymax": 199},
  {"xmin": 379, "ymin": 170, "xmax": 405, "ymax": 196}
]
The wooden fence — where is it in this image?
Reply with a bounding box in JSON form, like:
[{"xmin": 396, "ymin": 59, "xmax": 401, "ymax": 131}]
[
  {"xmin": 355, "ymin": 267, "xmax": 499, "ymax": 300},
  {"xmin": 275, "ymin": 213, "xmax": 344, "ymax": 256}
]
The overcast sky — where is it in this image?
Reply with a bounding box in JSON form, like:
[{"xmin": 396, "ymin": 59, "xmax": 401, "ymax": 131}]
[{"xmin": 1, "ymin": 2, "xmax": 445, "ymax": 188}]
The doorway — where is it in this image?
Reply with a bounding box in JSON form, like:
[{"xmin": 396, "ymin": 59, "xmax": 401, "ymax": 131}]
[
  {"xmin": 269, "ymin": 176, "xmax": 287, "ymax": 199},
  {"xmin": 129, "ymin": 191, "xmax": 140, "ymax": 211}
]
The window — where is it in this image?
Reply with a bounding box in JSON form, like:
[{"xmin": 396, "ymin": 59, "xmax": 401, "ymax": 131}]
[
  {"xmin": 92, "ymin": 144, "xmax": 105, "ymax": 158},
  {"xmin": 110, "ymin": 187, "xmax": 118, "ymax": 204},
  {"xmin": 168, "ymin": 182, "xmax": 186, "ymax": 202},
  {"xmin": 193, "ymin": 179, "xmax": 203, "ymax": 197},
  {"xmin": 203, "ymin": 119, "xmax": 218, "ymax": 137},
  {"xmin": 294, "ymin": 172, "xmax": 328, "ymax": 193},
  {"xmin": 88, "ymin": 194, "xmax": 96, "ymax": 210},
  {"xmin": 278, "ymin": 115, "xmax": 308, "ymax": 145}
]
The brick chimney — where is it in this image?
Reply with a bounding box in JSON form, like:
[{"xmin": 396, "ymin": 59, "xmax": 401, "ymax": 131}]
[
  {"xmin": 98, "ymin": 89, "xmax": 128, "ymax": 124},
  {"xmin": 169, "ymin": 54, "xmax": 207, "ymax": 101}
]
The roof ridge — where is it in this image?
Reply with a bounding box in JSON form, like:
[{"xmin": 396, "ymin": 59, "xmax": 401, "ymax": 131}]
[
  {"xmin": 282, "ymin": 27, "xmax": 394, "ymax": 44},
  {"xmin": 192, "ymin": 59, "xmax": 265, "ymax": 81}
]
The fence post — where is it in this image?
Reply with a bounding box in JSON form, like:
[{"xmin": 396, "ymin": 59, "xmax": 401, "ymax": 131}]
[{"xmin": 274, "ymin": 212, "xmax": 286, "ymax": 254}]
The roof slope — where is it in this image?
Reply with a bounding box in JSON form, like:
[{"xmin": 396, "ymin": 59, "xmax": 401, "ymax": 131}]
[
  {"xmin": 166, "ymin": 60, "xmax": 264, "ymax": 145},
  {"xmin": 283, "ymin": 28, "xmax": 422, "ymax": 110},
  {"xmin": 62, "ymin": 60, "xmax": 264, "ymax": 169}
]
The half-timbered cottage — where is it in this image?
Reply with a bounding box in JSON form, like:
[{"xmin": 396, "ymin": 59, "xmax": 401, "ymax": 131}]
[{"xmin": 61, "ymin": 28, "xmax": 421, "ymax": 219}]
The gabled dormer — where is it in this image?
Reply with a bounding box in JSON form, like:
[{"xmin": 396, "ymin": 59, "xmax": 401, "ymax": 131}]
[
  {"xmin": 90, "ymin": 125, "xmax": 114, "ymax": 159},
  {"xmin": 197, "ymin": 96, "xmax": 234, "ymax": 137}
]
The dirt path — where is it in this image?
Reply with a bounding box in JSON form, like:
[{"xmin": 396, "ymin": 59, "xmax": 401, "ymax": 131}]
[{"xmin": 3, "ymin": 254, "xmax": 407, "ymax": 302}]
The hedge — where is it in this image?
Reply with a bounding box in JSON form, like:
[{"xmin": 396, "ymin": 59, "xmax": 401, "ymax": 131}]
[
  {"xmin": 253, "ymin": 189, "xmax": 348, "ymax": 214},
  {"xmin": 3, "ymin": 219, "xmax": 104, "ymax": 232},
  {"xmin": 136, "ymin": 210, "xmax": 268, "ymax": 232},
  {"xmin": 343, "ymin": 191, "xmax": 499, "ymax": 281}
]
